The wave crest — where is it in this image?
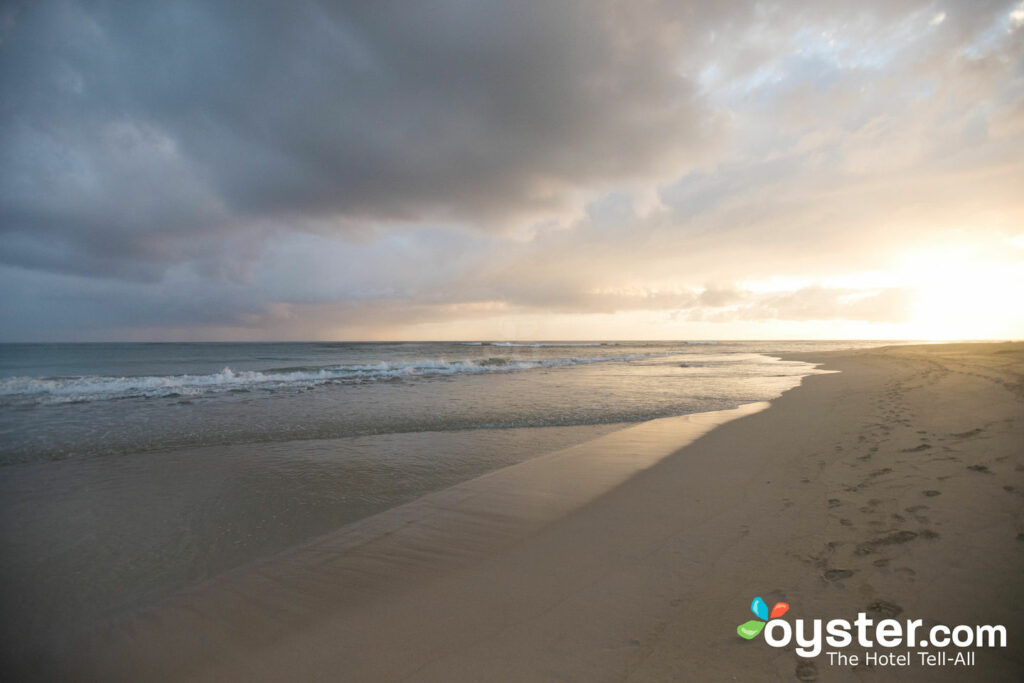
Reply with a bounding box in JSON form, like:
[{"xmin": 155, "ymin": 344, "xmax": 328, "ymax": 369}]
[{"xmin": 0, "ymin": 354, "xmax": 647, "ymax": 405}]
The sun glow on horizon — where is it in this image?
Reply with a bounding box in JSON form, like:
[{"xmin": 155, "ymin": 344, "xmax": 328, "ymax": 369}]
[
  {"xmin": 892, "ymin": 242, "xmax": 1024, "ymax": 340},
  {"xmin": 383, "ymin": 239, "xmax": 1024, "ymax": 344}
]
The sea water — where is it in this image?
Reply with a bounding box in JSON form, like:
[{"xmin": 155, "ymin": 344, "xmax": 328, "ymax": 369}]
[{"xmin": 0, "ymin": 340, "xmax": 884, "ymax": 655}]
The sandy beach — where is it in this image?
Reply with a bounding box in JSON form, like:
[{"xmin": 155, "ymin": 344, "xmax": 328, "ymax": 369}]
[
  {"xmin": 55, "ymin": 342, "xmax": 1023, "ymax": 682},
  {"xmin": 7, "ymin": 2, "xmax": 1024, "ymax": 680}
]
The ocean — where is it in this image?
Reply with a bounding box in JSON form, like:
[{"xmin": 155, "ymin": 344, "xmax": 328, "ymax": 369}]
[{"xmin": 0, "ymin": 340, "xmax": 884, "ymax": 655}]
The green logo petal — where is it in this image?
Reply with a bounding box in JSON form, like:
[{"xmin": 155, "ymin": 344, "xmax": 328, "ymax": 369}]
[{"xmin": 737, "ymin": 619, "xmax": 766, "ymax": 640}]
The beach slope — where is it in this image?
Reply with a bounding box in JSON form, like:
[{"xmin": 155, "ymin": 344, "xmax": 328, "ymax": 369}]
[{"xmin": 66, "ymin": 343, "xmax": 1024, "ymax": 682}]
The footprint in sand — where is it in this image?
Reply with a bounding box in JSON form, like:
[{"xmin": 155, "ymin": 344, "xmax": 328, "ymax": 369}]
[
  {"xmin": 824, "ymin": 569, "xmax": 854, "ymax": 581},
  {"xmin": 923, "ymin": 490, "xmax": 941, "ymax": 497},
  {"xmin": 952, "ymin": 428, "xmax": 983, "ymax": 438},
  {"xmin": 901, "ymin": 444, "xmax": 931, "ymax": 453},
  {"xmin": 795, "ymin": 660, "xmax": 818, "ymax": 681},
  {"xmin": 967, "ymin": 464, "xmax": 992, "ymax": 474},
  {"xmin": 872, "ymin": 558, "xmax": 890, "ymax": 568},
  {"xmin": 895, "ymin": 567, "xmax": 916, "ymax": 580},
  {"xmin": 828, "ymin": 498, "xmax": 841, "ymax": 508},
  {"xmin": 867, "ymin": 600, "xmax": 904, "ymax": 618},
  {"xmin": 856, "ymin": 530, "xmax": 918, "ymax": 555}
]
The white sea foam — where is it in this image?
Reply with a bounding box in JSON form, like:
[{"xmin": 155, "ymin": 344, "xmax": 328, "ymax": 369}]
[
  {"xmin": 488, "ymin": 342, "xmax": 604, "ymax": 347},
  {"xmin": 0, "ymin": 354, "xmax": 647, "ymax": 404}
]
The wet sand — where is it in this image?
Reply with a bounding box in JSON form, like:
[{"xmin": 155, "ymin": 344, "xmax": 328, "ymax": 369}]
[{"xmin": 54, "ymin": 343, "xmax": 1024, "ymax": 681}]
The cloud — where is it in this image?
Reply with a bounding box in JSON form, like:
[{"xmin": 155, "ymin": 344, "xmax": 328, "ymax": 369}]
[
  {"xmin": 1, "ymin": 0, "xmax": 1022, "ymax": 340},
  {"xmin": 735, "ymin": 287, "xmax": 915, "ymax": 323},
  {"xmin": 0, "ymin": 0, "xmax": 727, "ymax": 279}
]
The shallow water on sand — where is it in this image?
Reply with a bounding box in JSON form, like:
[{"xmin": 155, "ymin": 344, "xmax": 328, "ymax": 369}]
[
  {"xmin": 0, "ymin": 423, "xmax": 625, "ymax": 653},
  {"xmin": 0, "ymin": 340, "xmax": 886, "ymax": 658},
  {"xmin": 0, "ymin": 341, "xmax": 877, "ymax": 462}
]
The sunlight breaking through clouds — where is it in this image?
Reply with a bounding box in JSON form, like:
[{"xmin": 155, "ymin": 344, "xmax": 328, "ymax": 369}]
[{"xmin": 1, "ymin": 0, "xmax": 1022, "ymax": 341}]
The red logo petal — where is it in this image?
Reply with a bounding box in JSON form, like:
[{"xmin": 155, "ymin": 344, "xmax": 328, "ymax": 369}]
[{"xmin": 770, "ymin": 602, "xmax": 789, "ymax": 619}]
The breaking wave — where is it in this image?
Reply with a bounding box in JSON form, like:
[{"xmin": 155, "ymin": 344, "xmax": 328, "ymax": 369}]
[
  {"xmin": 0, "ymin": 354, "xmax": 647, "ymax": 405},
  {"xmin": 487, "ymin": 342, "xmax": 607, "ymax": 347}
]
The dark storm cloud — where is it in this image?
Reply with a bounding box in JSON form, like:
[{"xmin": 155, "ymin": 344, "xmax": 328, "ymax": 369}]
[
  {"xmin": 0, "ymin": 0, "xmax": 723, "ymax": 278},
  {"xmin": 1, "ymin": 0, "xmax": 1023, "ymax": 340}
]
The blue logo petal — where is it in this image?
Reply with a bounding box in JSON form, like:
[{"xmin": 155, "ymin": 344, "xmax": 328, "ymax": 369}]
[{"xmin": 751, "ymin": 596, "xmax": 769, "ymax": 621}]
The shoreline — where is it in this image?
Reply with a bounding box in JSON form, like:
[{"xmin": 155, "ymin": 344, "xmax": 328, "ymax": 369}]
[
  {"xmin": 42, "ymin": 343, "xmax": 1024, "ymax": 680},
  {"xmin": 55, "ymin": 402, "xmax": 769, "ymax": 681}
]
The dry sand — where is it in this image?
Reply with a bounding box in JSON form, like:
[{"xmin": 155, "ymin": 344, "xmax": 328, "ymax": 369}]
[{"xmin": 59, "ymin": 343, "xmax": 1024, "ymax": 682}]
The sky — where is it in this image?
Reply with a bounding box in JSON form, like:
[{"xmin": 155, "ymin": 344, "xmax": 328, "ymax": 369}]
[{"xmin": 1, "ymin": 0, "xmax": 1023, "ymax": 342}]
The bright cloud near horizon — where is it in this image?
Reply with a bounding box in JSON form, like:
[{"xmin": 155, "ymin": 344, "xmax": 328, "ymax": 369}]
[{"xmin": 2, "ymin": 0, "xmax": 1023, "ymax": 341}]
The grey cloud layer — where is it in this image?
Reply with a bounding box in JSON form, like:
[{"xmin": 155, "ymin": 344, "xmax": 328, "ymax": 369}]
[
  {"xmin": 1, "ymin": 0, "xmax": 1022, "ymax": 339},
  {"xmin": 1, "ymin": 0, "xmax": 720, "ymax": 278}
]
